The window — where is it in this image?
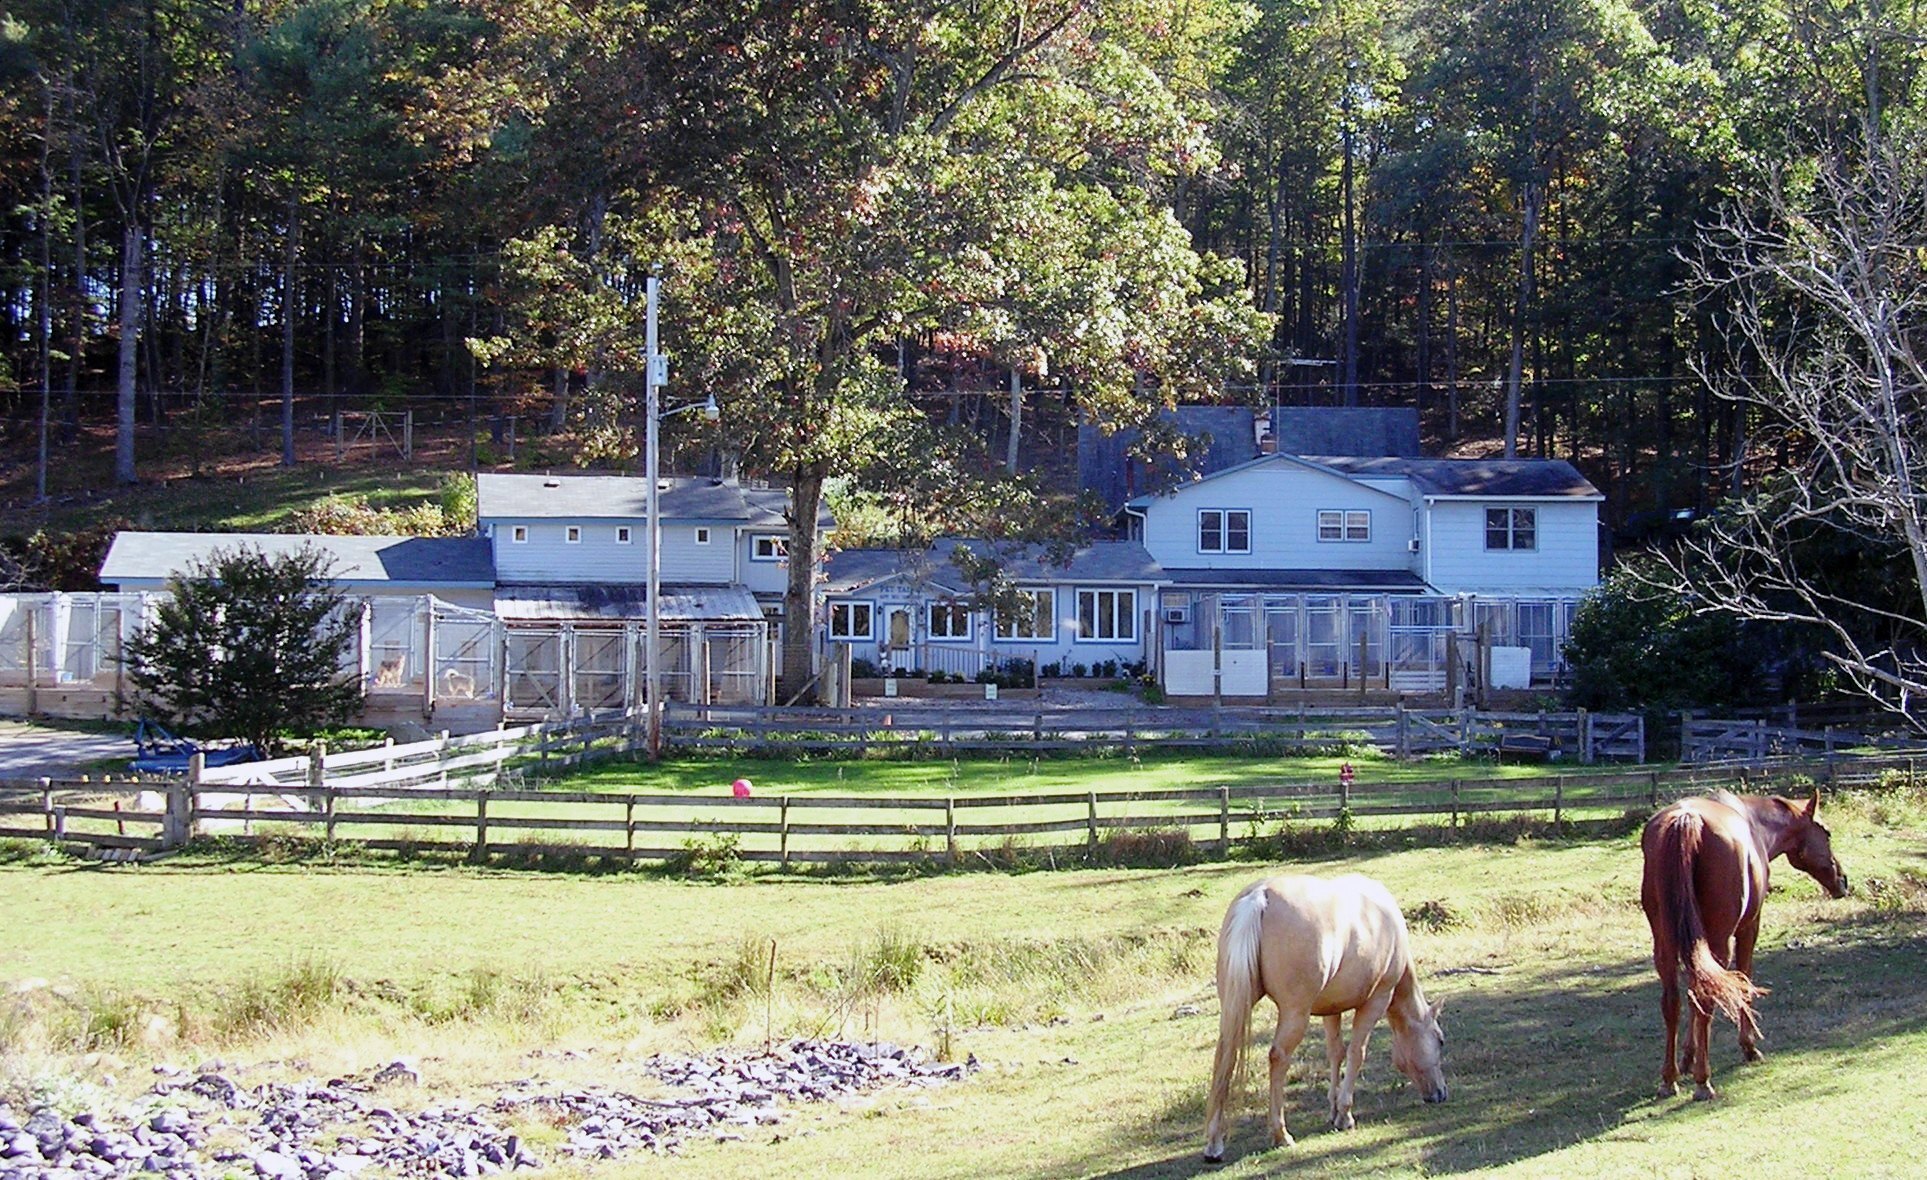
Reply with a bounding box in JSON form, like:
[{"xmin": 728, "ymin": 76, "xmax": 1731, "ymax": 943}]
[
  {"xmin": 616, "ymin": 526, "xmax": 632, "ymax": 544},
  {"xmin": 1076, "ymin": 588, "xmax": 1137, "ymax": 642},
  {"xmin": 1486, "ymin": 507, "xmax": 1537, "ymax": 550},
  {"xmin": 510, "ymin": 525, "xmax": 528, "ymax": 544},
  {"xmin": 1317, "ymin": 510, "xmax": 1371, "ymax": 542},
  {"xmin": 996, "ymin": 589, "xmax": 1056, "ymax": 640},
  {"xmin": 565, "ymin": 526, "xmax": 581, "ymax": 544},
  {"xmin": 828, "ymin": 600, "xmax": 873, "ymax": 640},
  {"xmin": 927, "ymin": 601, "xmax": 971, "ymax": 640},
  {"xmin": 694, "ymin": 527, "xmax": 710, "ymax": 545},
  {"xmin": 1198, "ymin": 509, "xmax": 1252, "ymax": 554},
  {"xmin": 752, "ymin": 535, "xmax": 787, "ymax": 561}
]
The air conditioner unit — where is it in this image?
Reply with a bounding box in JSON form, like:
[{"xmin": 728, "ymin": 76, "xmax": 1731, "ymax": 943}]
[
  {"xmin": 1407, "ymin": 537, "xmax": 1422, "ymax": 553},
  {"xmin": 1162, "ymin": 605, "xmax": 1192, "ymax": 625}
]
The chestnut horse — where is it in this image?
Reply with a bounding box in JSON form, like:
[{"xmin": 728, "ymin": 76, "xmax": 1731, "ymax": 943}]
[
  {"xmin": 1641, "ymin": 788, "xmax": 1850, "ymax": 1100},
  {"xmin": 1203, "ymin": 874, "xmax": 1446, "ymax": 1162}
]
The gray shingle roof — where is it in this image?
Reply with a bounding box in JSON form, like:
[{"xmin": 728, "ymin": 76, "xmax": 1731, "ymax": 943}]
[
  {"xmin": 741, "ymin": 485, "xmax": 835, "ymax": 531},
  {"xmin": 1269, "ymin": 407, "xmax": 1422, "ymax": 457},
  {"xmin": 476, "ymin": 473, "xmax": 751, "ymax": 521},
  {"xmin": 100, "ymin": 532, "xmax": 495, "ymax": 587},
  {"xmin": 492, "ymin": 584, "xmax": 764, "ymax": 622},
  {"xmin": 1127, "ymin": 452, "xmax": 1603, "ymax": 506},
  {"xmin": 825, "ymin": 538, "xmax": 1163, "ymax": 595},
  {"xmin": 1310, "ymin": 455, "xmax": 1602, "ymax": 498}
]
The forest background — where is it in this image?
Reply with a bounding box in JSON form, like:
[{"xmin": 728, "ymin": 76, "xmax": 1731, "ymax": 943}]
[{"xmin": 0, "ymin": 1, "xmax": 1914, "ymax": 626}]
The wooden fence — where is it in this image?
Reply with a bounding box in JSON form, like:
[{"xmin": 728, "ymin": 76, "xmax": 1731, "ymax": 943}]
[
  {"xmin": 1681, "ymin": 718, "xmax": 1922, "ymax": 764},
  {"xmin": 663, "ymin": 702, "xmax": 1646, "ymax": 763},
  {"xmin": 5, "ymin": 751, "xmax": 1919, "ymax": 867}
]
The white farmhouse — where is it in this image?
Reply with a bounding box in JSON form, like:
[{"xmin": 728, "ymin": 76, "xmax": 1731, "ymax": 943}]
[{"xmin": 1125, "ymin": 453, "xmax": 1603, "ymax": 696}]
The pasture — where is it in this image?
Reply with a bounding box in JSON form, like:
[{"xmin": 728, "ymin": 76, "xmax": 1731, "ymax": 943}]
[{"xmin": 4, "ymin": 776, "xmax": 1926, "ymax": 1178}]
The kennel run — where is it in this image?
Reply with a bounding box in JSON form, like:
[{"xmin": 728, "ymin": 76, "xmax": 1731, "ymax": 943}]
[{"xmin": 0, "ymin": 588, "xmax": 774, "ymax": 731}]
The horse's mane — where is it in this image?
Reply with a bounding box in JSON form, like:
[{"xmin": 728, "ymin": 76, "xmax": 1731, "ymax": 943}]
[{"xmin": 1709, "ymin": 788, "xmax": 1749, "ymax": 813}]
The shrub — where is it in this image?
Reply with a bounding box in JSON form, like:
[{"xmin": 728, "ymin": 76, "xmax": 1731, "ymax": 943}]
[{"xmin": 1088, "ymin": 826, "xmax": 1198, "ymax": 868}]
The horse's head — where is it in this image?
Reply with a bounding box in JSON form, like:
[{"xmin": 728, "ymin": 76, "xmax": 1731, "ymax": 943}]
[
  {"xmin": 1390, "ymin": 997, "xmax": 1449, "ymax": 1104},
  {"xmin": 1785, "ymin": 788, "xmax": 1850, "ymax": 899}
]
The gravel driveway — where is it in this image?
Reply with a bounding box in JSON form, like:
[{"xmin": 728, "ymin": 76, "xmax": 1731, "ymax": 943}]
[{"xmin": 0, "ymin": 720, "xmax": 132, "ymax": 783}]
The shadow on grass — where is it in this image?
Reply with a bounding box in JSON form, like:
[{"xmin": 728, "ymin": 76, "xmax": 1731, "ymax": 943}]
[{"xmin": 1063, "ymin": 908, "xmax": 1927, "ymax": 1178}]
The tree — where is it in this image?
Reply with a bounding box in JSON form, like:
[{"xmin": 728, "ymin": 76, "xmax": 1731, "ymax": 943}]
[
  {"xmin": 1656, "ymin": 125, "xmax": 1927, "ymax": 724},
  {"xmin": 480, "ymin": 2, "xmax": 1271, "ymax": 703},
  {"xmin": 121, "ymin": 544, "xmax": 363, "ymax": 755}
]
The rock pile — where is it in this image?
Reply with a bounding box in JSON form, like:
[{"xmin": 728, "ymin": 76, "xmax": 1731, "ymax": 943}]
[{"xmin": 0, "ymin": 1040, "xmax": 975, "ymax": 1179}]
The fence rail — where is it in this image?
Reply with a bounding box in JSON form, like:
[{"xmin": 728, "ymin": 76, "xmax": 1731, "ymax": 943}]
[
  {"xmin": 5, "ymin": 751, "xmax": 1919, "ymax": 866},
  {"xmin": 1681, "ymin": 718, "xmax": 1921, "ymax": 764},
  {"xmin": 663, "ymin": 702, "xmax": 1646, "ymax": 763}
]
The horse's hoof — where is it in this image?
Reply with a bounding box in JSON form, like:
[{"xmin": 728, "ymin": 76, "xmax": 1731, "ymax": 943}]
[
  {"xmin": 1693, "ymin": 1083, "xmax": 1717, "ymax": 1101},
  {"xmin": 1742, "ymin": 1046, "xmax": 1765, "ymax": 1064},
  {"xmin": 1202, "ymin": 1149, "xmax": 1225, "ymax": 1164},
  {"xmin": 1269, "ymin": 1131, "xmax": 1295, "ymax": 1149},
  {"xmin": 1330, "ymin": 1112, "xmax": 1355, "ymax": 1131},
  {"xmin": 1657, "ymin": 1080, "xmax": 1677, "ymax": 1098}
]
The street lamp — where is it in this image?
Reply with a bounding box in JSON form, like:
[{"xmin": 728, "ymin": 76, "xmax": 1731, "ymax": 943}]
[{"xmin": 642, "ymin": 272, "xmax": 719, "ymax": 760}]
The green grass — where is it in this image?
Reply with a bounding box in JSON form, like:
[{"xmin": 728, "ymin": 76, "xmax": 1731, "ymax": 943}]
[
  {"xmin": 563, "ymin": 747, "xmax": 1559, "ymax": 797},
  {"xmin": 5, "ymin": 784, "xmax": 1924, "ymax": 1177}
]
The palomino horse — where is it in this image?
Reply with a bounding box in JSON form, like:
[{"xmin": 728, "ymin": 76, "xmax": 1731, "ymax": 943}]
[
  {"xmin": 1203, "ymin": 874, "xmax": 1446, "ymax": 1162},
  {"xmin": 1641, "ymin": 788, "xmax": 1850, "ymax": 1100}
]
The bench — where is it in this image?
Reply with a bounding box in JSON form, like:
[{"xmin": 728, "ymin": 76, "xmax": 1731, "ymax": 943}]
[{"xmin": 1495, "ymin": 732, "xmax": 1558, "ymax": 761}]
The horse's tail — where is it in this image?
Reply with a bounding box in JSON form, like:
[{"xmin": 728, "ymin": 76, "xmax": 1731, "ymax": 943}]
[
  {"xmin": 1653, "ymin": 811, "xmax": 1765, "ymax": 1026},
  {"xmin": 1205, "ymin": 886, "xmax": 1267, "ymax": 1136}
]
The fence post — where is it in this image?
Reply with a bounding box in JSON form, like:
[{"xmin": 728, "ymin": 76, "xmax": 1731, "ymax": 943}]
[
  {"xmin": 1087, "ymin": 791, "xmax": 1098, "ymax": 857},
  {"xmin": 473, "ymin": 794, "xmax": 488, "ymax": 862},
  {"xmin": 1124, "ymin": 707, "xmax": 1135, "ymax": 758},
  {"xmin": 40, "ymin": 777, "xmax": 52, "ymax": 836},
  {"xmin": 779, "ymin": 796, "xmax": 791, "ymax": 869},
  {"xmin": 324, "ymin": 786, "xmax": 337, "ymax": 846},
  {"xmin": 1450, "ymin": 779, "xmax": 1460, "ymax": 829},
  {"xmin": 1648, "ymin": 769, "xmax": 1660, "ymax": 810},
  {"xmin": 1218, "ymin": 786, "xmax": 1230, "ymax": 858},
  {"xmin": 625, "ymin": 799, "xmax": 636, "ymax": 858},
  {"xmin": 52, "ymin": 804, "xmax": 65, "ymax": 844},
  {"xmin": 24, "ymin": 603, "xmax": 37, "ymax": 717},
  {"xmin": 1033, "ymin": 706, "xmax": 1043, "ymax": 745},
  {"xmin": 941, "ymin": 709, "xmax": 952, "ymax": 756},
  {"xmin": 945, "ymin": 797, "xmax": 957, "ymax": 868},
  {"xmin": 403, "ymin": 410, "xmax": 414, "ymax": 459}
]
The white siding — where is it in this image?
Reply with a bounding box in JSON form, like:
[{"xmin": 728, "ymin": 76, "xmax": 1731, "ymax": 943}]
[
  {"xmin": 738, "ymin": 532, "xmax": 791, "ymax": 595},
  {"xmin": 1140, "ymin": 462, "xmax": 1416, "ymax": 571},
  {"xmin": 489, "ymin": 520, "xmax": 733, "ymax": 585},
  {"xmin": 1423, "ymin": 500, "xmax": 1600, "ymax": 594}
]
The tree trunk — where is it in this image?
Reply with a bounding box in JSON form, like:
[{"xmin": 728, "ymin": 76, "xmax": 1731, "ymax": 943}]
[
  {"xmin": 281, "ymin": 195, "xmax": 298, "ymax": 466},
  {"xmin": 1446, "ymin": 260, "xmax": 1460, "ymax": 442},
  {"xmin": 1339, "ymin": 80, "xmax": 1360, "ymax": 406},
  {"xmin": 779, "ymin": 466, "xmax": 828, "ymax": 705},
  {"xmin": 116, "ymin": 221, "xmax": 143, "ymax": 485},
  {"xmin": 550, "ymin": 365, "xmax": 569, "ymax": 432},
  {"xmin": 1504, "ymin": 176, "xmax": 1539, "ymax": 459},
  {"xmin": 1006, "ymin": 365, "xmax": 1021, "ymax": 470}
]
